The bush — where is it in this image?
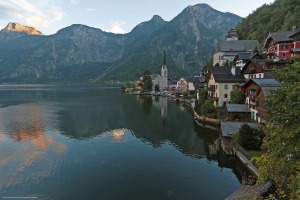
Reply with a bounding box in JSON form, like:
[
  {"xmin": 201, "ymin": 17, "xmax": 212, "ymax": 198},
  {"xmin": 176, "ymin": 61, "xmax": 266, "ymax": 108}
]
[
  {"xmin": 200, "ymin": 100, "xmax": 217, "ymax": 118},
  {"xmin": 233, "ymin": 124, "xmax": 265, "ymax": 150}
]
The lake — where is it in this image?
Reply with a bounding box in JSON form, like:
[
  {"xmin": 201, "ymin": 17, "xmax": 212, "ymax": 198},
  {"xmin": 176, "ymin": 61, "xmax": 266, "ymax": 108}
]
[{"xmin": 0, "ymin": 85, "xmax": 251, "ymax": 200}]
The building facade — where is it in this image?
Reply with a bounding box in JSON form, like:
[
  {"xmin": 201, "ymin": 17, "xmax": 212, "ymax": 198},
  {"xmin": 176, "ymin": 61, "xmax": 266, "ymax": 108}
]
[
  {"xmin": 264, "ymin": 26, "xmax": 300, "ymax": 60},
  {"xmin": 206, "ymin": 66, "xmax": 245, "ymax": 107}
]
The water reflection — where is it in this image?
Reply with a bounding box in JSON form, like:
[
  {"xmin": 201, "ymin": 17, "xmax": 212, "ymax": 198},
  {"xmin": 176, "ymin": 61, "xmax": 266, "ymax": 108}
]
[
  {"xmin": 0, "ymin": 101, "xmax": 67, "ymax": 190},
  {"xmin": 0, "ymin": 85, "xmax": 254, "ymax": 199}
]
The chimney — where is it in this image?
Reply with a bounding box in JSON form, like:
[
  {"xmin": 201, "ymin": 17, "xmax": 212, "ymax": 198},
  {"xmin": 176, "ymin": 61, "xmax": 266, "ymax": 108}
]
[
  {"xmin": 292, "ymin": 25, "xmax": 297, "ymax": 32},
  {"xmin": 231, "ymin": 66, "xmax": 236, "ymax": 75}
]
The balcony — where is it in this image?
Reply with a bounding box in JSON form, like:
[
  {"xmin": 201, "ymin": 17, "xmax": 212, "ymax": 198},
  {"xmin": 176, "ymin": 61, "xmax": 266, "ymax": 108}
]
[{"xmin": 207, "ymin": 86, "xmax": 216, "ymax": 92}]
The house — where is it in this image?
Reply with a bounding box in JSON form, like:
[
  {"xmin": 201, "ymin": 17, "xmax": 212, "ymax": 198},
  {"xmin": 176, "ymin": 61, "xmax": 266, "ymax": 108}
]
[
  {"xmin": 213, "ymin": 29, "xmax": 259, "ymax": 66},
  {"xmin": 176, "ymin": 76, "xmax": 199, "ymax": 93},
  {"xmin": 226, "ymin": 104, "xmax": 251, "ymax": 122},
  {"xmin": 193, "ymin": 77, "xmax": 206, "ymax": 90},
  {"xmin": 241, "ymin": 59, "xmax": 288, "ymax": 80},
  {"xmin": 206, "ymin": 66, "xmax": 245, "ymax": 107},
  {"xmin": 220, "ymin": 122, "xmax": 258, "ymax": 154},
  {"xmin": 264, "ymin": 26, "xmax": 300, "ymax": 60},
  {"xmin": 234, "ymin": 52, "xmax": 263, "ymax": 69},
  {"xmin": 242, "ymin": 78, "xmax": 281, "ymax": 122}
]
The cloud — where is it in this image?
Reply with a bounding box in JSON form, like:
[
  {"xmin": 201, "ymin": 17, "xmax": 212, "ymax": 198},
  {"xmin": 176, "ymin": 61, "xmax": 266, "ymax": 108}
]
[
  {"xmin": 109, "ymin": 21, "xmax": 127, "ymax": 34},
  {"xmin": 0, "ymin": 0, "xmax": 64, "ymax": 30}
]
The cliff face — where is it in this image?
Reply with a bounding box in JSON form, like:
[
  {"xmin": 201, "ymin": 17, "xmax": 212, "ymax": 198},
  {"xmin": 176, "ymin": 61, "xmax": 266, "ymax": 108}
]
[
  {"xmin": 0, "ymin": 4, "xmax": 242, "ymax": 83},
  {"xmin": 1, "ymin": 22, "xmax": 43, "ymax": 35}
]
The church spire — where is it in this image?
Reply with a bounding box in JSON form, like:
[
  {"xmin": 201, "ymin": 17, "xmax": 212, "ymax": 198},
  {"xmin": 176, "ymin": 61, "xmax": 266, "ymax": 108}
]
[{"xmin": 163, "ymin": 50, "xmax": 166, "ymax": 66}]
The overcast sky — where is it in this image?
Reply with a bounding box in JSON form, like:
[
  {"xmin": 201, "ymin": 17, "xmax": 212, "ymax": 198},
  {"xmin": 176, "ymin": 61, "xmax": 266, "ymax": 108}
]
[{"xmin": 0, "ymin": 0, "xmax": 275, "ymax": 35}]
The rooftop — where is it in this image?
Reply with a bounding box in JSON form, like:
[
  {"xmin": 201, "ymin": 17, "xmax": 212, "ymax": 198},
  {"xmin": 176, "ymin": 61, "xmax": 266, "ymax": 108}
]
[
  {"xmin": 221, "ymin": 122, "xmax": 258, "ymax": 137},
  {"xmin": 216, "ymin": 40, "xmax": 259, "ymax": 52},
  {"xmin": 264, "ymin": 29, "xmax": 300, "ymax": 47},
  {"xmin": 226, "ymin": 104, "xmax": 251, "ymax": 113},
  {"xmin": 211, "ymin": 66, "xmax": 245, "ymax": 83}
]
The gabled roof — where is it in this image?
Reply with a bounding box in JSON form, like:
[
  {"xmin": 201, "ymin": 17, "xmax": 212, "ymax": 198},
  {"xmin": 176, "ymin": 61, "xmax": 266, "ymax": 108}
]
[
  {"xmin": 226, "ymin": 104, "xmax": 251, "ymax": 113},
  {"xmin": 211, "ymin": 66, "xmax": 245, "ymax": 83},
  {"xmin": 181, "ymin": 76, "xmax": 199, "ymax": 83},
  {"xmin": 241, "ymin": 59, "xmax": 288, "ymax": 73},
  {"xmin": 242, "ymin": 78, "xmax": 281, "ymax": 93},
  {"xmin": 216, "ymin": 40, "xmax": 259, "ymax": 52},
  {"xmin": 221, "ymin": 122, "xmax": 258, "ymax": 137},
  {"xmin": 264, "ymin": 29, "xmax": 300, "ymax": 48}
]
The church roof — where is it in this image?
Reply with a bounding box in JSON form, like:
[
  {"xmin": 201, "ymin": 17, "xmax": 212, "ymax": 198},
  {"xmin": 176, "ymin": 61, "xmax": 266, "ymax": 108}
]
[{"xmin": 151, "ymin": 74, "xmax": 161, "ymax": 79}]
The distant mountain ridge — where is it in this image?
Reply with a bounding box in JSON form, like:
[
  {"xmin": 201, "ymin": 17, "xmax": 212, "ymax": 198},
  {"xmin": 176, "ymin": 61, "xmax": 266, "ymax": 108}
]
[{"xmin": 0, "ymin": 4, "xmax": 241, "ymax": 83}]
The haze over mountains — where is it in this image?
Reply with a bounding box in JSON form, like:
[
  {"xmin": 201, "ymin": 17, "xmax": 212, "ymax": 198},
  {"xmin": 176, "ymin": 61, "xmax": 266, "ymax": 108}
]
[{"xmin": 0, "ymin": 4, "xmax": 241, "ymax": 83}]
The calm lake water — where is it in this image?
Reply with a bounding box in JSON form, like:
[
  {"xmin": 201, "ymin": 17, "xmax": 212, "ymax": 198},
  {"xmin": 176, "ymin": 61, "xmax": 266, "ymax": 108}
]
[{"xmin": 0, "ymin": 85, "xmax": 251, "ymax": 200}]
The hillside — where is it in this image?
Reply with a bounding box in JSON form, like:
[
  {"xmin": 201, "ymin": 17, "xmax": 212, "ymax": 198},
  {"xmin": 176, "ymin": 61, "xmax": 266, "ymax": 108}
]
[
  {"xmin": 236, "ymin": 0, "xmax": 300, "ymax": 44},
  {"xmin": 97, "ymin": 4, "xmax": 242, "ymax": 81}
]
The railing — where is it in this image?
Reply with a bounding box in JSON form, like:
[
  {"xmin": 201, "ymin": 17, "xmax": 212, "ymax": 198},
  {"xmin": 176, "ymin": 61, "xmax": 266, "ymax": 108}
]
[{"xmin": 207, "ymin": 86, "xmax": 216, "ymax": 92}]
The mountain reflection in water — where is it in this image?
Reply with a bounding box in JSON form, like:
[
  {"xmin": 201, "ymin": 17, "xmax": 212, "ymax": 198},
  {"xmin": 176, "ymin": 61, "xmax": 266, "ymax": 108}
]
[{"xmin": 0, "ymin": 85, "xmax": 253, "ymax": 200}]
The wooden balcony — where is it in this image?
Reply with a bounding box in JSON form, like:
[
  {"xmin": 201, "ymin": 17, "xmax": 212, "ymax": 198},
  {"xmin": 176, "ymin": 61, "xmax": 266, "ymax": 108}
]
[{"xmin": 207, "ymin": 86, "xmax": 216, "ymax": 92}]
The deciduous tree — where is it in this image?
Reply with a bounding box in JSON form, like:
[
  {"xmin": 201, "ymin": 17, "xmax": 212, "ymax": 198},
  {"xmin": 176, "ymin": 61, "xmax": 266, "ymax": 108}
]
[{"xmin": 256, "ymin": 62, "xmax": 300, "ymax": 199}]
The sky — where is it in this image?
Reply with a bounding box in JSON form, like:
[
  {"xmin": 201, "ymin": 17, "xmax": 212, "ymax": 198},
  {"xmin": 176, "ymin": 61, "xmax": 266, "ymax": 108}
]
[{"xmin": 0, "ymin": 0, "xmax": 275, "ymax": 35}]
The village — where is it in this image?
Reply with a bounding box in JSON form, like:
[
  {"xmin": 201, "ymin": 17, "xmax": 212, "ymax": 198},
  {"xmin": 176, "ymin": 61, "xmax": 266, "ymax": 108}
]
[{"xmin": 122, "ymin": 26, "xmax": 300, "ymax": 198}]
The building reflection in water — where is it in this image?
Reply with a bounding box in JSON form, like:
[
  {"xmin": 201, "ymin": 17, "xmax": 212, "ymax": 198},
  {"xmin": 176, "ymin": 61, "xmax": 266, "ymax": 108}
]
[
  {"xmin": 136, "ymin": 95, "xmax": 168, "ymax": 119},
  {"xmin": 0, "ymin": 102, "xmax": 67, "ymax": 188},
  {"xmin": 100, "ymin": 128, "xmax": 129, "ymax": 143}
]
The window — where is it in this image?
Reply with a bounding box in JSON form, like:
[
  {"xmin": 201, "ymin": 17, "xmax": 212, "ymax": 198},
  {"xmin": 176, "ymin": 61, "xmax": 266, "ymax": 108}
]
[
  {"xmin": 216, "ymin": 85, "xmax": 218, "ymax": 89},
  {"xmin": 282, "ymin": 45, "xmax": 287, "ymax": 49},
  {"xmin": 232, "ymin": 85, "xmax": 235, "ymax": 89},
  {"xmin": 224, "ymin": 84, "xmax": 228, "ymax": 89},
  {"xmin": 282, "ymin": 52, "xmax": 286, "ymax": 58},
  {"xmin": 224, "ymin": 94, "xmax": 228, "ymax": 98}
]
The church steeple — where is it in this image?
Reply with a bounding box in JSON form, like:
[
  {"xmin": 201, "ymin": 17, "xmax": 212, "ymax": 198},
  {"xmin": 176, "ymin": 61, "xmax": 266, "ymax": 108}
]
[
  {"xmin": 161, "ymin": 50, "xmax": 168, "ymax": 89},
  {"xmin": 163, "ymin": 50, "xmax": 166, "ymax": 66}
]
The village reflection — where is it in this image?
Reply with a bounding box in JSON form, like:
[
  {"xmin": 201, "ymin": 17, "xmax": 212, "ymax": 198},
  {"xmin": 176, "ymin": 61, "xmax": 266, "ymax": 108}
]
[
  {"xmin": 0, "ymin": 102, "xmax": 67, "ymax": 188},
  {"xmin": 100, "ymin": 128, "xmax": 129, "ymax": 143},
  {"xmin": 136, "ymin": 95, "xmax": 168, "ymax": 119}
]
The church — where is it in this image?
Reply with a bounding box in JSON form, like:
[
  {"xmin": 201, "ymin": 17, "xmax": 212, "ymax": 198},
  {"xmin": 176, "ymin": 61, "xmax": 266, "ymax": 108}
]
[{"xmin": 151, "ymin": 51, "xmax": 168, "ymax": 90}]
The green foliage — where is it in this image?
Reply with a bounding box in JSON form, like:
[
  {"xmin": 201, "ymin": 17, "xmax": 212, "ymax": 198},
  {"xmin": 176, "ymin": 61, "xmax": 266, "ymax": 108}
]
[
  {"xmin": 121, "ymin": 82, "xmax": 135, "ymax": 89},
  {"xmin": 236, "ymin": 0, "xmax": 300, "ymax": 44},
  {"xmin": 200, "ymin": 100, "xmax": 217, "ymax": 118},
  {"xmin": 256, "ymin": 62, "xmax": 300, "ymax": 199},
  {"xmin": 230, "ymin": 89, "xmax": 246, "ymax": 104},
  {"xmin": 142, "ymin": 70, "xmax": 152, "ymax": 91},
  {"xmin": 201, "ymin": 57, "xmax": 213, "ymax": 73},
  {"xmin": 233, "ymin": 124, "xmax": 265, "ymax": 150},
  {"xmin": 154, "ymin": 84, "xmax": 160, "ymax": 91},
  {"xmin": 198, "ymin": 89, "xmax": 206, "ymax": 104}
]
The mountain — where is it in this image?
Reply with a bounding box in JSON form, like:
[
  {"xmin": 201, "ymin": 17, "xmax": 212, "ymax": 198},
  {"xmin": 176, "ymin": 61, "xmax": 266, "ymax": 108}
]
[
  {"xmin": 236, "ymin": 0, "xmax": 300, "ymax": 44},
  {"xmin": 1, "ymin": 22, "xmax": 43, "ymax": 35},
  {"xmin": 0, "ymin": 4, "xmax": 241, "ymax": 83},
  {"xmin": 97, "ymin": 4, "xmax": 242, "ymax": 81}
]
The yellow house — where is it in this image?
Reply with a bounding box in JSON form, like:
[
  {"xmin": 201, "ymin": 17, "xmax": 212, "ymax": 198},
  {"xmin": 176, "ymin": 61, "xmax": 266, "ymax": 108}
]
[{"xmin": 206, "ymin": 66, "xmax": 245, "ymax": 107}]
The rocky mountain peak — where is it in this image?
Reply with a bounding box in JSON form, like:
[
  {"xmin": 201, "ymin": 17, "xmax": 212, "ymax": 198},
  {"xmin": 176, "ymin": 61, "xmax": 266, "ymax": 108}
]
[
  {"xmin": 1, "ymin": 22, "xmax": 43, "ymax": 35},
  {"xmin": 150, "ymin": 15, "xmax": 165, "ymax": 23}
]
